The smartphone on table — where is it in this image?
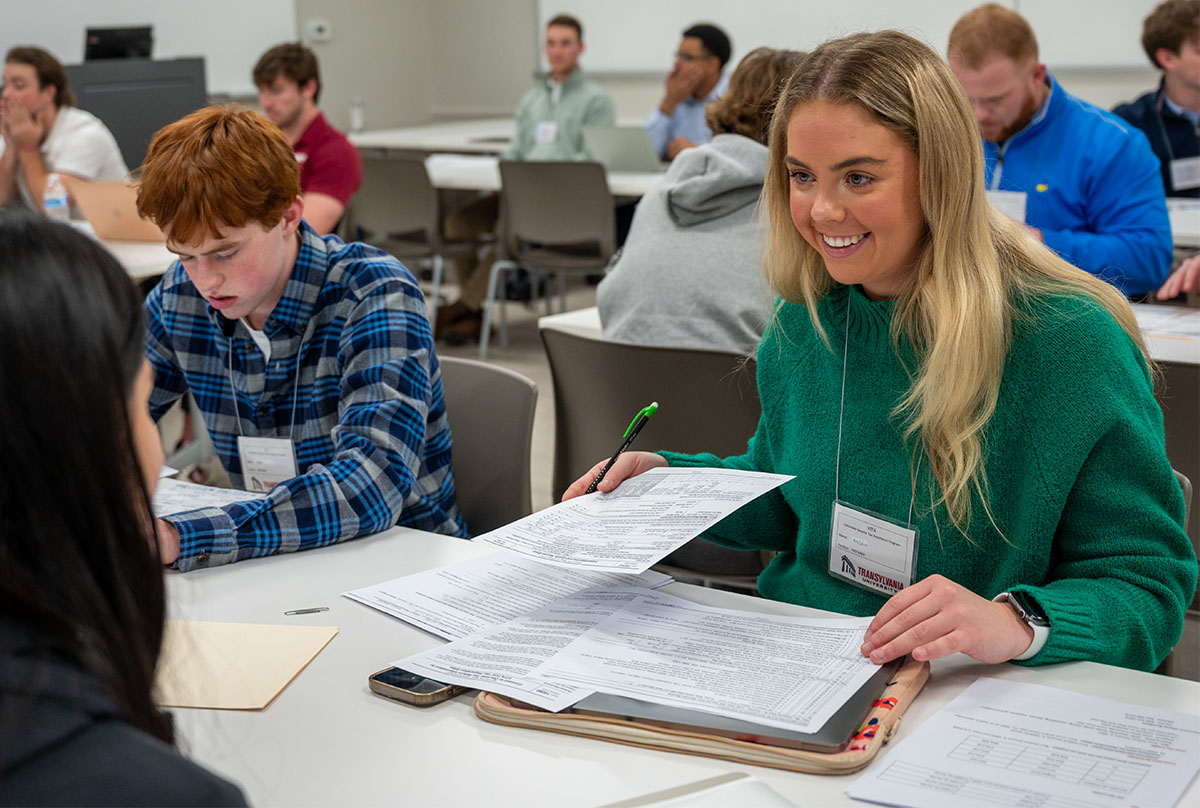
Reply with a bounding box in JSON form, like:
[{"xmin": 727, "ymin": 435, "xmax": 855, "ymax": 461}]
[{"xmin": 368, "ymin": 666, "xmax": 470, "ymax": 707}]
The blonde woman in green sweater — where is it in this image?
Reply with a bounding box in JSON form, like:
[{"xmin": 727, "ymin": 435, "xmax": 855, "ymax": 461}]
[{"xmin": 565, "ymin": 31, "xmax": 1197, "ymax": 673}]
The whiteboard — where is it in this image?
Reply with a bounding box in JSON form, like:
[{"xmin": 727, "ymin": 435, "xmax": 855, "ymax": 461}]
[
  {"xmin": 538, "ymin": 0, "xmax": 1159, "ymax": 73},
  {"xmin": 1, "ymin": 1, "xmax": 297, "ymax": 96}
]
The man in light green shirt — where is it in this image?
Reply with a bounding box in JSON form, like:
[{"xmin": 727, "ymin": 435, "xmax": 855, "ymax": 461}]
[
  {"xmin": 439, "ymin": 13, "xmax": 614, "ymax": 344},
  {"xmin": 504, "ymin": 19, "xmax": 614, "ymax": 160}
]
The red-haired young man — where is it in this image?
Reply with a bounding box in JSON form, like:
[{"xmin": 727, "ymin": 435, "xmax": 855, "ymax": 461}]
[{"xmin": 138, "ymin": 106, "xmax": 466, "ymax": 571}]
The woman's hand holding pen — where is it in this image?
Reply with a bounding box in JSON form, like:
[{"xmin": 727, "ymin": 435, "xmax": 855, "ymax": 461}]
[
  {"xmin": 861, "ymin": 574, "xmax": 1034, "ymax": 665},
  {"xmin": 561, "ymin": 451, "xmax": 667, "ymax": 500}
]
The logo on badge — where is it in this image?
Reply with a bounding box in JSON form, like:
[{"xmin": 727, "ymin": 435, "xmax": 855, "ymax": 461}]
[{"xmin": 841, "ymin": 555, "xmax": 857, "ymax": 577}]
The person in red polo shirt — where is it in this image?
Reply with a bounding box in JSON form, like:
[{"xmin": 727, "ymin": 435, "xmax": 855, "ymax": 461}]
[{"xmin": 253, "ymin": 43, "xmax": 361, "ymax": 234}]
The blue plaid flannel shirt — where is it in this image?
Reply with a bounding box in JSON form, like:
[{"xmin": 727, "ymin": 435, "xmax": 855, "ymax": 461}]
[{"xmin": 145, "ymin": 222, "xmax": 469, "ymax": 571}]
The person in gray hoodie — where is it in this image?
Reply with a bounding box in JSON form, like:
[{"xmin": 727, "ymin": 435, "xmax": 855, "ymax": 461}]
[{"xmin": 599, "ymin": 47, "xmax": 803, "ymax": 355}]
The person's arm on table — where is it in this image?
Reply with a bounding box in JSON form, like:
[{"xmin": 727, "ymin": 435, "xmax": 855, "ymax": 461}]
[
  {"xmin": 1157, "ymin": 254, "xmax": 1200, "ymax": 299},
  {"xmin": 162, "ymin": 282, "xmax": 459, "ymax": 571},
  {"xmin": 1039, "ymin": 143, "xmax": 1172, "ymax": 296}
]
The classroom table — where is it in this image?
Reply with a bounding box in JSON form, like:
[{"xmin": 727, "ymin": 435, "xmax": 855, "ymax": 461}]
[
  {"xmin": 349, "ymin": 117, "xmax": 650, "ymax": 157},
  {"xmin": 350, "ymin": 119, "xmax": 516, "ymax": 155},
  {"xmin": 104, "ymin": 238, "xmax": 176, "ymax": 281},
  {"xmin": 1169, "ymin": 198, "xmax": 1200, "ymax": 250},
  {"xmin": 167, "ymin": 528, "xmax": 1200, "ymax": 808},
  {"xmin": 424, "ymin": 153, "xmax": 662, "ymax": 198}
]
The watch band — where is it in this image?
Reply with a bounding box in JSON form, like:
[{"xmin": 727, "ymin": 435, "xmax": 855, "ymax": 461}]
[{"xmin": 994, "ymin": 591, "xmax": 1049, "ymax": 660}]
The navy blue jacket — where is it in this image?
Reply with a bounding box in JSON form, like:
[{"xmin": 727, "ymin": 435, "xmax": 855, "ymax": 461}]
[{"xmin": 1113, "ymin": 82, "xmax": 1200, "ymax": 199}]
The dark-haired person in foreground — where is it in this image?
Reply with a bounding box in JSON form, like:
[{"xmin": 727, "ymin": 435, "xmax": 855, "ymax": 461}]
[
  {"xmin": 139, "ymin": 105, "xmax": 467, "ymax": 572},
  {"xmin": 644, "ymin": 23, "xmax": 732, "ymax": 160},
  {"xmin": 0, "ymin": 215, "xmax": 245, "ymax": 805}
]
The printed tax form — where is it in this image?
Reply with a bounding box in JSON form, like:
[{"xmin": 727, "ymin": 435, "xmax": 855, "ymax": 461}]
[
  {"xmin": 475, "ymin": 467, "xmax": 792, "ymax": 573},
  {"xmin": 343, "ymin": 552, "xmax": 670, "ymax": 640},
  {"xmin": 848, "ymin": 678, "xmax": 1200, "ymax": 808}
]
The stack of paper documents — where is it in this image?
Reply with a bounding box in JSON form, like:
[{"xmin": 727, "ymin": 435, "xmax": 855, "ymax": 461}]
[{"xmin": 348, "ymin": 467, "xmax": 865, "ymax": 731}]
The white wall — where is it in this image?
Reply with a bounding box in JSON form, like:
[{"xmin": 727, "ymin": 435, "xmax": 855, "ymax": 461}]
[{"xmin": 293, "ymin": 0, "xmax": 434, "ymax": 131}]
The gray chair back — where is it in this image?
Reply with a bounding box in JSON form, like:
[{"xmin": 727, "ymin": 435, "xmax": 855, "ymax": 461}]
[
  {"xmin": 439, "ymin": 356, "xmax": 537, "ymax": 535},
  {"xmin": 498, "ymin": 160, "xmax": 615, "ymax": 260},
  {"xmin": 350, "ymin": 157, "xmax": 440, "ymax": 251}
]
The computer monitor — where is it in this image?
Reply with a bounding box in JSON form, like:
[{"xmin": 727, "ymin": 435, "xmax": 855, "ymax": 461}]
[
  {"xmin": 85, "ymin": 27, "xmax": 153, "ymax": 60},
  {"xmin": 66, "ymin": 58, "xmax": 207, "ymax": 169}
]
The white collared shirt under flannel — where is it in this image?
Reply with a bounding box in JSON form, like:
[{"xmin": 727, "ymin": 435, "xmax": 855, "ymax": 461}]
[{"xmin": 144, "ymin": 222, "xmax": 468, "ymax": 571}]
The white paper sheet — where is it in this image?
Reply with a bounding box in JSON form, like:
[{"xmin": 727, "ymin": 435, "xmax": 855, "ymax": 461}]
[
  {"xmin": 532, "ymin": 589, "xmax": 880, "ymax": 734},
  {"xmin": 848, "ymin": 678, "xmax": 1200, "ymax": 808},
  {"xmin": 152, "ymin": 477, "xmax": 262, "ymax": 519},
  {"xmin": 343, "ymin": 551, "xmax": 672, "ymax": 639},
  {"xmin": 475, "ymin": 467, "xmax": 793, "ymax": 573},
  {"xmin": 1134, "ymin": 304, "xmax": 1200, "ymax": 340},
  {"xmin": 395, "ymin": 587, "xmax": 653, "ymax": 712}
]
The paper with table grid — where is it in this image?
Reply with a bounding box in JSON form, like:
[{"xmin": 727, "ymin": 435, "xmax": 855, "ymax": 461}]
[{"xmin": 848, "ymin": 677, "xmax": 1200, "ymax": 808}]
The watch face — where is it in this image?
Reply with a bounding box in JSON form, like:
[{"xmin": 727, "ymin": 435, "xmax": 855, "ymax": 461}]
[{"xmin": 1008, "ymin": 591, "xmax": 1049, "ymax": 627}]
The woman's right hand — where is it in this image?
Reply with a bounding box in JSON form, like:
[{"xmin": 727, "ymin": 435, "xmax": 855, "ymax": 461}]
[{"xmin": 561, "ymin": 451, "xmax": 668, "ymax": 501}]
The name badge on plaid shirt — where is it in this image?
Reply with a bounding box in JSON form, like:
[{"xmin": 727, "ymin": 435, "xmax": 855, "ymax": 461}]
[{"xmin": 238, "ymin": 436, "xmax": 299, "ymax": 492}]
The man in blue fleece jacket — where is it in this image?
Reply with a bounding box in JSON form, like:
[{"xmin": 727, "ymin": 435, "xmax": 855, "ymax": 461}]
[{"xmin": 947, "ymin": 4, "xmax": 1172, "ymax": 298}]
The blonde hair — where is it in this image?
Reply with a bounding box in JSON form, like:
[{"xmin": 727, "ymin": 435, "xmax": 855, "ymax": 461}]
[{"xmin": 762, "ymin": 30, "xmax": 1146, "ymax": 534}]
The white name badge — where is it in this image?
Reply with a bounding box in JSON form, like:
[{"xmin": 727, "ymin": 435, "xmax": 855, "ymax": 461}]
[
  {"xmin": 237, "ymin": 436, "xmax": 298, "ymax": 493},
  {"xmin": 986, "ymin": 189, "xmax": 1028, "ymax": 223},
  {"xmin": 829, "ymin": 501, "xmax": 917, "ymax": 597},
  {"xmin": 535, "ymin": 121, "xmax": 558, "ymax": 144},
  {"xmin": 1170, "ymin": 156, "xmax": 1200, "ymax": 192}
]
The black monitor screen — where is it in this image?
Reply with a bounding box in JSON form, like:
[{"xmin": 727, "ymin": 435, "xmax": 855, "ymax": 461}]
[{"xmin": 85, "ymin": 27, "xmax": 153, "ymax": 60}]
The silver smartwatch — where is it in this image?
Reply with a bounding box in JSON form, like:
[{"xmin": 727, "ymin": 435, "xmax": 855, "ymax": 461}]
[{"xmin": 994, "ymin": 590, "xmax": 1049, "ymax": 661}]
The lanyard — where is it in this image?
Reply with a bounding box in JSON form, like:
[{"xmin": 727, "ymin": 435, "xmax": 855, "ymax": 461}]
[
  {"xmin": 834, "ymin": 304, "xmax": 919, "ymax": 528},
  {"xmin": 227, "ymin": 323, "xmax": 308, "ymax": 439}
]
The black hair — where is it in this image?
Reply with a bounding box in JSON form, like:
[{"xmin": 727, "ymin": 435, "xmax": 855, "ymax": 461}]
[
  {"xmin": 0, "ymin": 214, "xmax": 171, "ymax": 744},
  {"xmin": 683, "ymin": 23, "xmax": 732, "ymax": 69}
]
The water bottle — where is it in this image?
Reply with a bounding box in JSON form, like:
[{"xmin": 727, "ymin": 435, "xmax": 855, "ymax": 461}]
[
  {"xmin": 43, "ymin": 172, "xmax": 70, "ymax": 222},
  {"xmin": 350, "ymin": 96, "xmax": 365, "ymax": 134}
]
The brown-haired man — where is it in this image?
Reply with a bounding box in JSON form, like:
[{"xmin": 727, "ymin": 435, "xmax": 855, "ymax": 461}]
[
  {"xmin": 948, "ymin": 4, "xmax": 1172, "ymax": 298},
  {"xmin": 0, "ymin": 46, "xmax": 127, "ymax": 213},
  {"xmin": 138, "ymin": 105, "xmax": 466, "ymax": 571},
  {"xmin": 253, "ymin": 43, "xmax": 362, "ymax": 234}
]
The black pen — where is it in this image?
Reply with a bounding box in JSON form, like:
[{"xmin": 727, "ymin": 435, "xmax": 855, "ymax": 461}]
[{"xmin": 585, "ymin": 402, "xmax": 659, "ymax": 494}]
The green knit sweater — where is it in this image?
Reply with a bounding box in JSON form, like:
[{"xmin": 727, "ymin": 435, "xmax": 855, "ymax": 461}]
[{"xmin": 663, "ymin": 284, "xmax": 1196, "ymax": 671}]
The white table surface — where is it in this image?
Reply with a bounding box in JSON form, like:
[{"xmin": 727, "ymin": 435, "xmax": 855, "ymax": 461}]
[
  {"xmin": 167, "ymin": 528, "xmax": 1200, "ymax": 808},
  {"xmin": 1169, "ymin": 198, "xmax": 1200, "ymax": 250},
  {"xmin": 349, "ymin": 117, "xmax": 649, "ymax": 156},
  {"xmin": 424, "ymin": 153, "xmax": 661, "ymax": 198},
  {"xmin": 104, "ymin": 238, "xmax": 176, "ymax": 281},
  {"xmin": 350, "ymin": 119, "xmax": 516, "ymax": 154}
]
